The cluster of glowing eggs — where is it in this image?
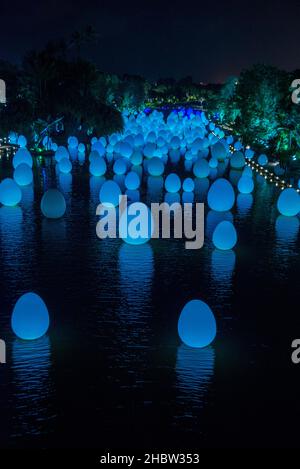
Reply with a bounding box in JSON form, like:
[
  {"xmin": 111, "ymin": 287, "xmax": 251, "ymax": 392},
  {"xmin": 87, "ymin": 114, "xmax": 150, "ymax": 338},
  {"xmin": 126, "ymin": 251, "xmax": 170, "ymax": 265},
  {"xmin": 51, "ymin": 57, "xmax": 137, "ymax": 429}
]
[
  {"xmin": 125, "ymin": 171, "xmax": 140, "ymax": 190},
  {"xmin": 13, "ymin": 148, "xmax": 33, "ymax": 169},
  {"xmin": 99, "ymin": 180, "xmax": 121, "ymax": 207},
  {"xmin": 14, "ymin": 164, "xmax": 33, "ymax": 186},
  {"xmin": 238, "ymin": 175, "xmax": 254, "ymax": 194},
  {"xmin": 212, "ymin": 221, "xmax": 237, "ymax": 250},
  {"xmin": 165, "ymin": 173, "xmax": 181, "ymax": 193},
  {"xmin": 119, "ymin": 202, "xmax": 154, "ymax": 245},
  {"xmin": 178, "ymin": 299, "xmax": 216, "ymax": 348},
  {"xmin": 277, "ymin": 188, "xmax": 300, "ymax": 217},
  {"xmin": 58, "ymin": 158, "xmax": 72, "ymax": 174},
  {"xmin": 0, "ymin": 178, "xmax": 22, "ymax": 206},
  {"xmin": 90, "ymin": 157, "xmax": 107, "ymax": 176},
  {"xmin": 11, "ymin": 292, "xmax": 49, "ymax": 340},
  {"xmin": 55, "ymin": 146, "xmax": 69, "ymax": 163},
  {"xmin": 207, "ymin": 179, "xmax": 235, "ymax": 212},
  {"xmin": 41, "ymin": 189, "xmax": 66, "ymax": 218}
]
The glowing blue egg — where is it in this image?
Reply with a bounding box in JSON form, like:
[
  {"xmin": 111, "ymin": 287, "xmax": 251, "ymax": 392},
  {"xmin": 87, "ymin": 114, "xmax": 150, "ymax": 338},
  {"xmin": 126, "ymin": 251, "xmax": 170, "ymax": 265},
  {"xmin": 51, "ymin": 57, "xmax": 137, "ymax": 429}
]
[
  {"xmin": 13, "ymin": 163, "xmax": 33, "ymax": 186},
  {"xmin": 209, "ymin": 157, "xmax": 218, "ymax": 168},
  {"xmin": 211, "ymin": 141, "xmax": 227, "ymax": 161},
  {"xmin": 119, "ymin": 202, "xmax": 153, "ymax": 245},
  {"xmin": 99, "ymin": 136, "xmax": 107, "ymax": 147},
  {"xmin": 68, "ymin": 136, "xmax": 78, "ymax": 149},
  {"xmin": 99, "ymin": 180, "xmax": 121, "ymax": 207},
  {"xmin": 120, "ymin": 142, "xmax": 133, "ymax": 158},
  {"xmin": 234, "ymin": 141, "xmax": 243, "ymax": 151},
  {"xmin": 90, "ymin": 157, "xmax": 107, "ymax": 176},
  {"xmin": 258, "ymin": 154, "xmax": 268, "ymax": 166},
  {"xmin": 170, "ymin": 136, "xmax": 180, "ymax": 149},
  {"xmin": 55, "ymin": 146, "xmax": 69, "ymax": 163},
  {"xmin": 144, "ymin": 143, "xmax": 156, "ymax": 158},
  {"xmin": 193, "ymin": 159, "xmax": 210, "ymax": 178},
  {"xmin": 52, "ymin": 143, "xmax": 58, "ymax": 152},
  {"xmin": 165, "ymin": 173, "xmax": 181, "ymax": 193},
  {"xmin": 178, "ymin": 299, "xmax": 216, "ymax": 348},
  {"xmin": 13, "ymin": 148, "xmax": 33, "ymax": 169},
  {"xmin": 8, "ymin": 131, "xmax": 18, "ymax": 144},
  {"xmin": 230, "ymin": 151, "xmax": 245, "ymax": 169},
  {"xmin": 113, "ymin": 158, "xmax": 127, "ymax": 175},
  {"xmin": 0, "ymin": 178, "xmax": 22, "ymax": 206},
  {"xmin": 17, "ymin": 135, "xmax": 27, "ymax": 148},
  {"xmin": 245, "ymin": 148, "xmax": 254, "ymax": 159},
  {"xmin": 11, "ymin": 292, "xmax": 49, "ymax": 340},
  {"xmin": 41, "ymin": 189, "xmax": 66, "ymax": 219},
  {"xmin": 183, "ymin": 177, "xmax": 195, "ymax": 192},
  {"xmin": 242, "ymin": 166, "xmax": 253, "ymax": 177},
  {"xmin": 148, "ymin": 157, "xmax": 164, "ymax": 176},
  {"xmin": 92, "ymin": 141, "xmax": 106, "ymax": 157},
  {"xmin": 125, "ymin": 171, "xmax": 140, "ymax": 190},
  {"xmin": 212, "ymin": 221, "xmax": 237, "ymax": 250},
  {"xmin": 91, "ymin": 137, "xmax": 98, "ymax": 145},
  {"xmin": 131, "ymin": 150, "xmax": 143, "ymax": 166},
  {"xmin": 78, "ymin": 143, "xmax": 85, "ymax": 153},
  {"xmin": 58, "ymin": 157, "xmax": 72, "ymax": 174},
  {"xmin": 277, "ymin": 188, "xmax": 300, "ymax": 217},
  {"xmin": 207, "ymin": 178, "xmax": 235, "ymax": 212},
  {"xmin": 238, "ymin": 175, "xmax": 254, "ymax": 194}
]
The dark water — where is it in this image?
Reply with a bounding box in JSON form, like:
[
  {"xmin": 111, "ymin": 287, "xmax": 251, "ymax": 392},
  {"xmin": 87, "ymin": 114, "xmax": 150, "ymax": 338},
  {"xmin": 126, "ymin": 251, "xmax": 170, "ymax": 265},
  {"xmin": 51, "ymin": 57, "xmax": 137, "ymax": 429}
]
[{"xmin": 0, "ymin": 149, "xmax": 300, "ymax": 448}]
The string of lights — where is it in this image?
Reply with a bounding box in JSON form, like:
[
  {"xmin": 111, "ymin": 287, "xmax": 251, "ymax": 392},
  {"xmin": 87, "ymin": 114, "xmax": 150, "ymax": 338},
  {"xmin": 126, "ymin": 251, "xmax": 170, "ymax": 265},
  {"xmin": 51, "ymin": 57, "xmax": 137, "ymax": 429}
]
[{"xmin": 245, "ymin": 158, "xmax": 300, "ymax": 192}]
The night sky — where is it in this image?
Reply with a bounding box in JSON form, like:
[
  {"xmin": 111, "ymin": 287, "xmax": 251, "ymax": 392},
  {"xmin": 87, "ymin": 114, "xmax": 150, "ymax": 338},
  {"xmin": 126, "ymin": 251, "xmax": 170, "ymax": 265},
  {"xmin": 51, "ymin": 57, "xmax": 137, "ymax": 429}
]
[{"xmin": 1, "ymin": 0, "xmax": 299, "ymax": 82}]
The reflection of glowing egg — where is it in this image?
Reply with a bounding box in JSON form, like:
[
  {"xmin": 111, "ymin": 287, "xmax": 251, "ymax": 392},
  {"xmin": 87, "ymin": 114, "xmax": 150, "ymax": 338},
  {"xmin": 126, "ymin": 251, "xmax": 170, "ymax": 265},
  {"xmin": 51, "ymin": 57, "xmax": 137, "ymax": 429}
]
[
  {"xmin": 165, "ymin": 173, "xmax": 181, "ymax": 193},
  {"xmin": 99, "ymin": 180, "xmax": 121, "ymax": 207},
  {"xmin": 207, "ymin": 178, "xmax": 235, "ymax": 212},
  {"xmin": 277, "ymin": 188, "xmax": 300, "ymax": 216},
  {"xmin": 0, "ymin": 178, "xmax": 22, "ymax": 206},
  {"xmin": 14, "ymin": 163, "xmax": 33, "ymax": 186},
  {"xmin": 41, "ymin": 189, "xmax": 66, "ymax": 218},
  {"xmin": 178, "ymin": 299, "xmax": 216, "ymax": 348},
  {"xmin": 11, "ymin": 292, "xmax": 49, "ymax": 340},
  {"xmin": 212, "ymin": 221, "xmax": 237, "ymax": 250},
  {"xmin": 13, "ymin": 148, "xmax": 33, "ymax": 169}
]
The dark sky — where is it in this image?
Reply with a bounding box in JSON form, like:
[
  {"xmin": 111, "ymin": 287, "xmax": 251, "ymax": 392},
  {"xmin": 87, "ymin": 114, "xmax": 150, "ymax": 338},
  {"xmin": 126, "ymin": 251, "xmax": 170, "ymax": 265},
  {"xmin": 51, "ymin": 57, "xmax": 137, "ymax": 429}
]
[{"xmin": 1, "ymin": 0, "xmax": 299, "ymax": 82}]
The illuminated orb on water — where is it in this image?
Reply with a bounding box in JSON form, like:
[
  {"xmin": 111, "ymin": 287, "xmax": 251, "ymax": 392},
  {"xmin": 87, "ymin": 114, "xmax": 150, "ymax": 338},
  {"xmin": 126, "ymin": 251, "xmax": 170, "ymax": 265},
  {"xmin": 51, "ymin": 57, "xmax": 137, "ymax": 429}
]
[
  {"xmin": 230, "ymin": 151, "xmax": 245, "ymax": 169},
  {"xmin": 113, "ymin": 158, "xmax": 127, "ymax": 175},
  {"xmin": 58, "ymin": 158, "xmax": 72, "ymax": 174},
  {"xmin": 119, "ymin": 202, "xmax": 153, "ymax": 245},
  {"xmin": 148, "ymin": 157, "xmax": 164, "ymax": 176},
  {"xmin": 165, "ymin": 173, "xmax": 181, "ymax": 193},
  {"xmin": 193, "ymin": 159, "xmax": 210, "ymax": 178},
  {"xmin": 119, "ymin": 142, "xmax": 133, "ymax": 159},
  {"xmin": 125, "ymin": 171, "xmax": 140, "ymax": 190},
  {"xmin": 17, "ymin": 135, "xmax": 27, "ymax": 148},
  {"xmin": 207, "ymin": 178, "xmax": 235, "ymax": 212},
  {"xmin": 277, "ymin": 188, "xmax": 300, "ymax": 217},
  {"xmin": 183, "ymin": 177, "xmax": 195, "ymax": 192},
  {"xmin": 55, "ymin": 146, "xmax": 69, "ymax": 163},
  {"xmin": 0, "ymin": 178, "xmax": 22, "ymax": 206},
  {"xmin": 13, "ymin": 148, "xmax": 33, "ymax": 169},
  {"xmin": 41, "ymin": 189, "xmax": 66, "ymax": 218},
  {"xmin": 99, "ymin": 180, "xmax": 121, "ymax": 207},
  {"xmin": 68, "ymin": 136, "xmax": 78, "ymax": 149},
  {"xmin": 131, "ymin": 150, "xmax": 143, "ymax": 166},
  {"xmin": 178, "ymin": 299, "xmax": 217, "ymax": 348},
  {"xmin": 92, "ymin": 141, "xmax": 106, "ymax": 157},
  {"xmin": 11, "ymin": 292, "xmax": 49, "ymax": 340},
  {"xmin": 212, "ymin": 221, "xmax": 237, "ymax": 250},
  {"xmin": 238, "ymin": 175, "xmax": 254, "ymax": 194},
  {"xmin": 14, "ymin": 163, "xmax": 33, "ymax": 186},
  {"xmin": 258, "ymin": 154, "xmax": 268, "ymax": 166},
  {"xmin": 90, "ymin": 157, "xmax": 107, "ymax": 177}
]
